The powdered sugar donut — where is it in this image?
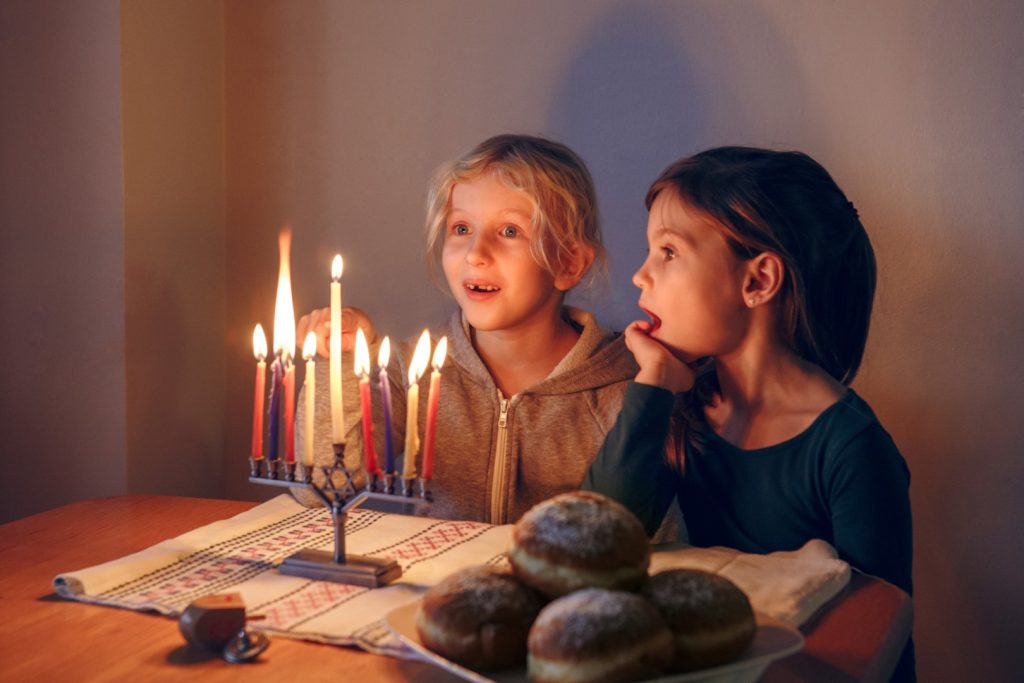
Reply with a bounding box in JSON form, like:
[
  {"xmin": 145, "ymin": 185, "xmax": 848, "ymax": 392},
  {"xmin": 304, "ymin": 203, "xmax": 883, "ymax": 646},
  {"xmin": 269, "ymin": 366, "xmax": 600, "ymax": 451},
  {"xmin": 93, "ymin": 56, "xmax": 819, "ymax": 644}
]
[
  {"xmin": 415, "ymin": 565, "xmax": 545, "ymax": 670},
  {"xmin": 527, "ymin": 588, "xmax": 673, "ymax": 683},
  {"xmin": 642, "ymin": 568, "xmax": 756, "ymax": 672},
  {"xmin": 509, "ymin": 491, "xmax": 649, "ymax": 598}
]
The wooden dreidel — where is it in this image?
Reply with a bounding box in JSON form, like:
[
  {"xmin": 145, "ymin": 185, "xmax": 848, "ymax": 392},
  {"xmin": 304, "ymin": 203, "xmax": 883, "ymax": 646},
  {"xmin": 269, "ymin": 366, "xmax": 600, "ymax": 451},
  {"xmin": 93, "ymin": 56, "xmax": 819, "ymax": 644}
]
[{"xmin": 179, "ymin": 593, "xmax": 248, "ymax": 651}]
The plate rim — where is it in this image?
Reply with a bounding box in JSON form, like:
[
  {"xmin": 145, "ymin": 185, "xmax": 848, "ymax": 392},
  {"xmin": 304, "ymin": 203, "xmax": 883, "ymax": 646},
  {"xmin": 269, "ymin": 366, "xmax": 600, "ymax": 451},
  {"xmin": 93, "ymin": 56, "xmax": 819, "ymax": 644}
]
[{"xmin": 384, "ymin": 598, "xmax": 805, "ymax": 683}]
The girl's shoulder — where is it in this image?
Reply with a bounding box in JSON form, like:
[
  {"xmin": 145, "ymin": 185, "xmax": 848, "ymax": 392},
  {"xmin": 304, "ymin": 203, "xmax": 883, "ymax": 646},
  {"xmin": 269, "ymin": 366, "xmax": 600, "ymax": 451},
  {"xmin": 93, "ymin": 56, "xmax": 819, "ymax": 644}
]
[{"xmin": 816, "ymin": 390, "xmax": 908, "ymax": 477}]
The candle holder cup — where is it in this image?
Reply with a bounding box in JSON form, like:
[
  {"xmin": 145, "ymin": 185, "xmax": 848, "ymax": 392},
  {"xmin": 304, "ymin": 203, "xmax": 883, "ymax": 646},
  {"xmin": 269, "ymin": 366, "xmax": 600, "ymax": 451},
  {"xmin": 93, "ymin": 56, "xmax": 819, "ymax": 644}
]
[{"xmin": 248, "ymin": 442, "xmax": 432, "ymax": 587}]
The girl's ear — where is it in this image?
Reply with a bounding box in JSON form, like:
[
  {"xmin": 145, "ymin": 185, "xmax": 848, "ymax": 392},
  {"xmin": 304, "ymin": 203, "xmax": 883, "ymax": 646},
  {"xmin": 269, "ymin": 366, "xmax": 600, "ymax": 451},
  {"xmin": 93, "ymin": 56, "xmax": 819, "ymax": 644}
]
[
  {"xmin": 742, "ymin": 252, "xmax": 784, "ymax": 307},
  {"xmin": 554, "ymin": 243, "xmax": 595, "ymax": 291}
]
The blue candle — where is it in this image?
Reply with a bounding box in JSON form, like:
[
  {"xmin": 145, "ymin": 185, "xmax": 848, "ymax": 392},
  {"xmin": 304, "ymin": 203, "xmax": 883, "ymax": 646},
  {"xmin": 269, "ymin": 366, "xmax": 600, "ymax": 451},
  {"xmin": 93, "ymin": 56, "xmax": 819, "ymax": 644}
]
[
  {"xmin": 267, "ymin": 357, "xmax": 283, "ymax": 461},
  {"xmin": 378, "ymin": 337, "xmax": 395, "ymax": 473}
]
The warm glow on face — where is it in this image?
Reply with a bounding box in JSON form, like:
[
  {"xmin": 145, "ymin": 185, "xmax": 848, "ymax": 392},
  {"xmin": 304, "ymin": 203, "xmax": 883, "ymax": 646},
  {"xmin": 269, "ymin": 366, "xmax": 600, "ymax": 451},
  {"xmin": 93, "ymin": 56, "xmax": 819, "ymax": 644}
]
[
  {"xmin": 273, "ymin": 229, "xmax": 296, "ymax": 360},
  {"xmin": 378, "ymin": 336, "xmax": 391, "ymax": 370},
  {"xmin": 354, "ymin": 328, "xmax": 371, "ymax": 377},
  {"xmin": 253, "ymin": 324, "xmax": 268, "ymax": 361},
  {"xmin": 431, "ymin": 336, "xmax": 448, "ymax": 371},
  {"xmin": 302, "ymin": 331, "xmax": 317, "ymax": 361},
  {"xmin": 332, "ymin": 254, "xmax": 344, "ymax": 282},
  {"xmin": 408, "ymin": 329, "xmax": 431, "ymax": 385}
]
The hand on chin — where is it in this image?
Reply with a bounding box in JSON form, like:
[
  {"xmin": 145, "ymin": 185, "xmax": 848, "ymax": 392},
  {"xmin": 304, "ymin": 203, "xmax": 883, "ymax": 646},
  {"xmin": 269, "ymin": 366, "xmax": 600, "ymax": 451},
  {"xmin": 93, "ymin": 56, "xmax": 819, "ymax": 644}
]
[{"xmin": 624, "ymin": 321, "xmax": 696, "ymax": 393}]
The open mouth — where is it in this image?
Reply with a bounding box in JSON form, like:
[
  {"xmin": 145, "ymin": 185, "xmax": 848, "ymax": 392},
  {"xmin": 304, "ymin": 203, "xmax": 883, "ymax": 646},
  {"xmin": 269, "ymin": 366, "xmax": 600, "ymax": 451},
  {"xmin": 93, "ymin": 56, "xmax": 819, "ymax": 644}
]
[
  {"xmin": 464, "ymin": 280, "xmax": 501, "ymax": 298},
  {"xmin": 640, "ymin": 306, "xmax": 661, "ymax": 333}
]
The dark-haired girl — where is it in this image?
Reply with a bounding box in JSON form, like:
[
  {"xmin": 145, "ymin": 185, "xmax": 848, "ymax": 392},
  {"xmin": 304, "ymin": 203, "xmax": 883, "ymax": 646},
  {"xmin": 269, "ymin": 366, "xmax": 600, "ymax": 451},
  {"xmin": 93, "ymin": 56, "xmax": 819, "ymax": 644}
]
[{"xmin": 584, "ymin": 147, "xmax": 913, "ymax": 677}]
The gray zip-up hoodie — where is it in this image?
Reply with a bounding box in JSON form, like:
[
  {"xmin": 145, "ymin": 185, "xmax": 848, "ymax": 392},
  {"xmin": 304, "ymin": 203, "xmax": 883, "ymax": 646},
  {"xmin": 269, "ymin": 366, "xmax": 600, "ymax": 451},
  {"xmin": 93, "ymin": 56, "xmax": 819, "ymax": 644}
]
[{"xmin": 294, "ymin": 306, "xmax": 638, "ymax": 524}]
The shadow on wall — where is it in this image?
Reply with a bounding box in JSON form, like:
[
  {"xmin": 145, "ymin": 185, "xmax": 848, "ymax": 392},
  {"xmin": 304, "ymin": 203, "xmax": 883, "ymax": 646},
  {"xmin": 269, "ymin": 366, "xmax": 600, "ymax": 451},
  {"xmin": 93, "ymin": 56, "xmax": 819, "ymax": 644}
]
[{"xmin": 546, "ymin": 2, "xmax": 803, "ymax": 332}]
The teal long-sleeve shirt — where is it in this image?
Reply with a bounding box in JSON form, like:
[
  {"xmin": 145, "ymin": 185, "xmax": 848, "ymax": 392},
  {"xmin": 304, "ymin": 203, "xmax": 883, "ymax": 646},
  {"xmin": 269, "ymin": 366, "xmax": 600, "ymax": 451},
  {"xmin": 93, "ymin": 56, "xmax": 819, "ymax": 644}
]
[{"xmin": 583, "ymin": 381, "xmax": 913, "ymax": 595}]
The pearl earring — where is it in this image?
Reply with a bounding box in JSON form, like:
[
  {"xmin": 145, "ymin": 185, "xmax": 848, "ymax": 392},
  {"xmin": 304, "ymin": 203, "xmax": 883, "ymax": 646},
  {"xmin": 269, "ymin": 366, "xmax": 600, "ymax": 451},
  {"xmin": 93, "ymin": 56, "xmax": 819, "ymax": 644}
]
[{"xmin": 748, "ymin": 298, "xmax": 756, "ymax": 306}]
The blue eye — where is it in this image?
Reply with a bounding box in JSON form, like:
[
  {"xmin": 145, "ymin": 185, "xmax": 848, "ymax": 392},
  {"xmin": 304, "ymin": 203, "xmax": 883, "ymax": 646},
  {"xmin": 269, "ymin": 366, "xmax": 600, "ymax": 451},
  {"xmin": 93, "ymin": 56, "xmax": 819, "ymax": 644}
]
[
  {"xmin": 452, "ymin": 223, "xmax": 470, "ymax": 236},
  {"xmin": 660, "ymin": 246, "xmax": 676, "ymax": 260},
  {"xmin": 500, "ymin": 225, "xmax": 519, "ymax": 238}
]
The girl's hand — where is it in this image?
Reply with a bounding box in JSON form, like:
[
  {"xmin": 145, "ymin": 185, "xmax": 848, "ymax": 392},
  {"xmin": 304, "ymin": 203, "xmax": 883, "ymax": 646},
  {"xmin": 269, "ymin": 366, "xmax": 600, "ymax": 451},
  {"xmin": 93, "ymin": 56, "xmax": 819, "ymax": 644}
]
[
  {"xmin": 295, "ymin": 307, "xmax": 375, "ymax": 359},
  {"xmin": 624, "ymin": 320, "xmax": 696, "ymax": 393}
]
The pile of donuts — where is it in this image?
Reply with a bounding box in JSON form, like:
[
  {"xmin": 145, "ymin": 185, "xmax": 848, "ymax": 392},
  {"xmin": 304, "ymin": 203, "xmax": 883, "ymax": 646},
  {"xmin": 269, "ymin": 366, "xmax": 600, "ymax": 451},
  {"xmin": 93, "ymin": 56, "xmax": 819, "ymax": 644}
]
[{"xmin": 415, "ymin": 491, "xmax": 757, "ymax": 683}]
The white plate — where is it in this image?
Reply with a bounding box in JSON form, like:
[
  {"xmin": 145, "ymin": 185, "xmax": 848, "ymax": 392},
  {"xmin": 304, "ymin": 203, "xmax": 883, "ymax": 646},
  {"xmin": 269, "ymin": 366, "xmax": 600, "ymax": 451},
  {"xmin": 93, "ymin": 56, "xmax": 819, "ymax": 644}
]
[{"xmin": 385, "ymin": 600, "xmax": 804, "ymax": 683}]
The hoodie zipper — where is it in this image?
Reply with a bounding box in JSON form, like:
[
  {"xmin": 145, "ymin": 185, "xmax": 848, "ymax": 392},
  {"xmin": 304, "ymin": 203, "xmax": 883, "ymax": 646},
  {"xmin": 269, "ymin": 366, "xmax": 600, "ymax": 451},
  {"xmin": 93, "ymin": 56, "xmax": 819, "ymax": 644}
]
[{"xmin": 489, "ymin": 392, "xmax": 511, "ymax": 524}]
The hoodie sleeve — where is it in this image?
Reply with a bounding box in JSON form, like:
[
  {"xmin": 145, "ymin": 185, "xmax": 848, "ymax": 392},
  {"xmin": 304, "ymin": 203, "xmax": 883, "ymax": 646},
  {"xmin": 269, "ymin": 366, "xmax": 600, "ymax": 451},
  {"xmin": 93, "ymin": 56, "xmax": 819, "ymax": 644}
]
[{"xmin": 582, "ymin": 381, "xmax": 679, "ymax": 536}]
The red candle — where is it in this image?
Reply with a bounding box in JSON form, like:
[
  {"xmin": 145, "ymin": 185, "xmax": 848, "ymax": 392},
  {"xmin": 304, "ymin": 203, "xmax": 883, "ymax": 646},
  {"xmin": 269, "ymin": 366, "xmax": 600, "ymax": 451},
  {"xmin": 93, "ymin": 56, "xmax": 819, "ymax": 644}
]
[
  {"xmin": 422, "ymin": 337, "xmax": 447, "ymax": 481},
  {"xmin": 302, "ymin": 332, "xmax": 317, "ymax": 467},
  {"xmin": 271, "ymin": 228, "xmax": 297, "ymax": 464},
  {"xmin": 251, "ymin": 324, "xmax": 268, "ymax": 460},
  {"xmin": 355, "ymin": 328, "xmax": 380, "ymax": 474},
  {"xmin": 283, "ymin": 355, "xmax": 296, "ymax": 464}
]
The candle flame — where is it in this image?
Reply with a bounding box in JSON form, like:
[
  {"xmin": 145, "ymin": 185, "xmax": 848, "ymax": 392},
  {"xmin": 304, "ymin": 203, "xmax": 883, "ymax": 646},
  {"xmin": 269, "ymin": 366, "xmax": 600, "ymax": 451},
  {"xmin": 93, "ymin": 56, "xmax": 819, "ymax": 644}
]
[
  {"xmin": 378, "ymin": 336, "xmax": 391, "ymax": 370},
  {"xmin": 408, "ymin": 329, "xmax": 431, "ymax": 385},
  {"xmin": 273, "ymin": 228, "xmax": 296, "ymax": 360},
  {"xmin": 432, "ymin": 336, "xmax": 448, "ymax": 370},
  {"xmin": 253, "ymin": 324, "xmax": 268, "ymax": 361},
  {"xmin": 302, "ymin": 331, "xmax": 317, "ymax": 361},
  {"xmin": 331, "ymin": 254, "xmax": 344, "ymax": 281},
  {"xmin": 354, "ymin": 327, "xmax": 371, "ymax": 377}
]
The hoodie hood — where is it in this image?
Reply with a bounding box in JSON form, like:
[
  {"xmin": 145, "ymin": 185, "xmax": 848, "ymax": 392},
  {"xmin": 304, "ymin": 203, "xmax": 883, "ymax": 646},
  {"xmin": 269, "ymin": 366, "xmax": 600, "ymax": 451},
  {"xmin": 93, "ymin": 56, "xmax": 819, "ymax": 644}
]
[{"xmin": 444, "ymin": 306, "xmax": 638, "ymax": 396}]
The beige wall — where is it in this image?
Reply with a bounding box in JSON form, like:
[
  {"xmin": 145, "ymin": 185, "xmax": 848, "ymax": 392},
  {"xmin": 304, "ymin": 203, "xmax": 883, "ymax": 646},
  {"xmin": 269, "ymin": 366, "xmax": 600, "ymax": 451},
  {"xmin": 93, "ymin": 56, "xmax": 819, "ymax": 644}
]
[
  {"xmin": 0, "ymin": 0, "xmax": 127, "ymax": 519},
  {"xmin": 0, "ymin": 0, "xmax": 226, "ymax": 517},
  {"xmin": 2, "ymin": 1, "xmax": 1021, "ymax": 680},
  {"xmin": 121, "ymin": 0, "xmax": 226, "ymax": 497}
]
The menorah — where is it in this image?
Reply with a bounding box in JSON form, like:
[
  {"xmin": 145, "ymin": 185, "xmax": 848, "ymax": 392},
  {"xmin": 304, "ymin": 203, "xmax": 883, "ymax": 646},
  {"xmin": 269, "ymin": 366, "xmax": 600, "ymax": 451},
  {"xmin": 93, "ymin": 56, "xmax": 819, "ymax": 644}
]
[{"xmin": 247, "ymin": 234, "xmax": 446, "ymax": 587}]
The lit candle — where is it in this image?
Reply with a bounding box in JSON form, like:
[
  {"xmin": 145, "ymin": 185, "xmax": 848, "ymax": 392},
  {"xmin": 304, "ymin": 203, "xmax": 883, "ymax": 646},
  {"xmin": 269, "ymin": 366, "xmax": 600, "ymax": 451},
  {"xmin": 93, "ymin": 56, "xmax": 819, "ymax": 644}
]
[
  {"xmin": 251, "ymin": 324, "xmax": 268, "ymax": 460},
  {"xmin": 267, "ymin": 357, "xmax": 282, "ymax": 461},
  {"xmin": 422, "ymin": 337, "xmax": 447, "ymax": 481},
  {"xmin": 402, "ymin": 330, "xmax": 432, "ymax": 479},
  {"xmin": 272, "ymin": 228, "xmax": 297, "ymax": 464},
  {"xmin": 378, "ymin": 337, "xmax": 395, "ymax": 474},
  {"xmin": 283, "ymin": 352, "xmax": 295, "ymax": 464},
  {"xmin": 329, "ymin": 255, "xmax": 345, "ymax": 444},
  {"xmin": 302, "ymin": 332, "xmax": 317, "ymax": 468},
  {"xmin": 354, "ymin": 328, "xmax": 380, "ymax": 475}
]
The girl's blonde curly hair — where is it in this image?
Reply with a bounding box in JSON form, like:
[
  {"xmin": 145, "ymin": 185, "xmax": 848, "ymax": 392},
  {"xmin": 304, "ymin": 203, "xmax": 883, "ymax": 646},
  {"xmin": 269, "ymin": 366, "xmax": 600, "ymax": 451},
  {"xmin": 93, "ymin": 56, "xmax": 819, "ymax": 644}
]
[{"xmin": 425, "ymin": 134, "xmax": 605, "ymax": 289}]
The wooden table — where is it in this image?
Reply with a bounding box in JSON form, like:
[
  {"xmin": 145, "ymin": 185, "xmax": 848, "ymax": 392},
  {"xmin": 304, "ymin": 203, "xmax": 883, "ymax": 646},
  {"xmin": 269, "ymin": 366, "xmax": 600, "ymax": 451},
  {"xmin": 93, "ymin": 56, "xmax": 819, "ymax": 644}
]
[{"xmin": 0, "ymin": 496, "xmax": 911, "ymax": 681}]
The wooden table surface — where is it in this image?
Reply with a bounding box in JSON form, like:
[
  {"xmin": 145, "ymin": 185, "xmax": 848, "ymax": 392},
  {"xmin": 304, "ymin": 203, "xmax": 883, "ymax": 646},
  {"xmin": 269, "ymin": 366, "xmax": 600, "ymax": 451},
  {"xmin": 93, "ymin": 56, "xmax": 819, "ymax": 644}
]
[{"xmin": 0, "ymin": 496, "xmax": 912, "ymax": 682}]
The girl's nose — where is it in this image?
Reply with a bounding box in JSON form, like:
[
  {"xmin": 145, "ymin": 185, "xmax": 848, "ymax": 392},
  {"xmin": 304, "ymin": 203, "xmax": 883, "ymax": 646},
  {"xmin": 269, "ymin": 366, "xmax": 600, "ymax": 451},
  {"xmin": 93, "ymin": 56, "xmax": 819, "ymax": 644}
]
[
  {"xmin": 465, "ymin": 233, "xmax": 490, "ymax": 266},
  {"xmin": 632, "ymin": 263, "xmax": 649, "ymax": 289}
]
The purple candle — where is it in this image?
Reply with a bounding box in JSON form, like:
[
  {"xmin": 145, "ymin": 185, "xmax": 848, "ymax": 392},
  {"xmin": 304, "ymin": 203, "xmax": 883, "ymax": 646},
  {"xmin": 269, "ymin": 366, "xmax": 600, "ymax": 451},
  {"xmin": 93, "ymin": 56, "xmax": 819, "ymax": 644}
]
[
  {"xmin": 267, "ymin": 356, "xmax": 283, "ymax": 461},
  {"xmin": 378, "ymin": 337, "xmax": 395, "ymax": 473}
]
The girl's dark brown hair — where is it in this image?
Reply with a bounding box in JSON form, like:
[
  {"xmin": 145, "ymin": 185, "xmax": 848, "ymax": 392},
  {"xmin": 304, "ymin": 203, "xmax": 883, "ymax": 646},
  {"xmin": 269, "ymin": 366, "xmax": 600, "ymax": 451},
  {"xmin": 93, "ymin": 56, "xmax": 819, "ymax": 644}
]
[{"xmin": 648, "ymin": 147, "xmax": 877, "ymax": 460}]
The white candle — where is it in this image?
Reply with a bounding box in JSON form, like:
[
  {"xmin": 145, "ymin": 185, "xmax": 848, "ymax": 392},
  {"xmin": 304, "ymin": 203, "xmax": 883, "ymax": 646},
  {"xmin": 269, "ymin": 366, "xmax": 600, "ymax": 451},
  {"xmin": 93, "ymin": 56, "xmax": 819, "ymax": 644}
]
[
  {"xmin": 403, "ymin": 330, "xmax": 432, "ymax": 479},
  {"xmin": 302, "ymin": 332, "xmax": 317, "ymax": 467},
  {"xmin": 329, "ymin": 255, "xmax": 345, "ymax": 444}
]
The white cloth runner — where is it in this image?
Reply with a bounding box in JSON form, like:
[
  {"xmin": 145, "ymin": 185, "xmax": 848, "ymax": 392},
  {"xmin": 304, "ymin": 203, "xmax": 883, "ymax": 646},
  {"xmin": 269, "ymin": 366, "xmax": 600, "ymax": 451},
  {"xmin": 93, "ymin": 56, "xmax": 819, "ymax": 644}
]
[
  {"xmin": 54, "ymin": 495, "xmax": 849, "ymax": 655},
  {"xmin": 650, "ymin": 539, "xmax": 851, "ymax": 627}
]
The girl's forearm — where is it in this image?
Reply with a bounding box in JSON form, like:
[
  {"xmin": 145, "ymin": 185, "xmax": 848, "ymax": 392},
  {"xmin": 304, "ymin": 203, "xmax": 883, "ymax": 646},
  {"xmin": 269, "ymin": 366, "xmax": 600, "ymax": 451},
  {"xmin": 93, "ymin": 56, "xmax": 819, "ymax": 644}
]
[{"xmin": 582, "ymin": 382, "xmax": 678, "ymax": 536}]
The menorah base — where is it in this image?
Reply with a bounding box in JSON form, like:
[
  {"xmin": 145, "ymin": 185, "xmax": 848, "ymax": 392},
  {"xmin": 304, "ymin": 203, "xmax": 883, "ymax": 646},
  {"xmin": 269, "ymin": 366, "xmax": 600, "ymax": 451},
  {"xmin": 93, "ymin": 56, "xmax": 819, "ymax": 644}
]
[{"xmin": 279, "ymin": 548, "xmax": 402, "ymax": 587}]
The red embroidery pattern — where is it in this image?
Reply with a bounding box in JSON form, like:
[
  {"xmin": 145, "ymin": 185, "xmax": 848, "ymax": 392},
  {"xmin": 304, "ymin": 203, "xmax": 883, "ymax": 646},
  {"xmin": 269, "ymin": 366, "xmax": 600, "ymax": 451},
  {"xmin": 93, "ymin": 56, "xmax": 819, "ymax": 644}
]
[
  {"xmin": 260, "ymin": 581, "xmax": 365, "ymax": 630},
  {"xmin": 114, "ymin": 513, "xmax": 360, "ymax": 607},
  {"xmin": 376, "ymin": 521, "xmax": 489, "ymax": 562}
]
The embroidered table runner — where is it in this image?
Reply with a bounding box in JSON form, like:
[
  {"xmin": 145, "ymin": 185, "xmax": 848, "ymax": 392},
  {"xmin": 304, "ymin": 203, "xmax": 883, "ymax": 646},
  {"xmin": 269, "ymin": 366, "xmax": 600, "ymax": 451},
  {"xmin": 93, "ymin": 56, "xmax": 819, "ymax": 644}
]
[{"xmin": 54, "ymin": 495, "xmax": 849, "ymax": 656}]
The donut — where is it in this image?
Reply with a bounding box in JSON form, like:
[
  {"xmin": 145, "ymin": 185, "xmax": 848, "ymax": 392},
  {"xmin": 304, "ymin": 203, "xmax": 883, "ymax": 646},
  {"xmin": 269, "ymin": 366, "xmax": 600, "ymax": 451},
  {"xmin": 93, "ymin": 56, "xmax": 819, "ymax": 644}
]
[
  {"xmin": 415, "ymin": 565, "xmax": 545, "ymax": 670},
  {"xmin": 509, "ymin": 491, "xmax": 649, "ymax": 598},
  {"xmin": 527, "ymin": 588, "xmax": 673, "ymax": 683},
  {"xmin": 642, "ymin": 568, "xmax": 757, "ymax": 672}
]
